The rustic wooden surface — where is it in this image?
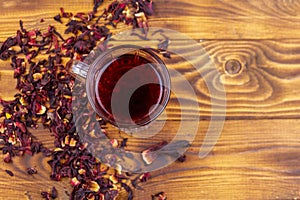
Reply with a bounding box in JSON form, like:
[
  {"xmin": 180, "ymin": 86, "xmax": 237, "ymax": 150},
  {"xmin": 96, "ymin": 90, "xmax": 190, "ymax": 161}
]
[{"xmin": 1, "ymin": 0, "xmax": 300, "ymax": 199}]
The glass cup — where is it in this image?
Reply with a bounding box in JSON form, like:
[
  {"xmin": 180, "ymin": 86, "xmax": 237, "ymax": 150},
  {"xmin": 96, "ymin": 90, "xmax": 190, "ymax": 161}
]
[{"xmin": 72, "ymin": 45, "xmax": 171, "ymax": 130}]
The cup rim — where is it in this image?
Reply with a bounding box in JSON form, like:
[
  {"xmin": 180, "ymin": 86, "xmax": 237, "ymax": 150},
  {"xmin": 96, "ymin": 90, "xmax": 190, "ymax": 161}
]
[{"xmin": 86, "ymin": 44, "xmax": 171, "ymax": 129}]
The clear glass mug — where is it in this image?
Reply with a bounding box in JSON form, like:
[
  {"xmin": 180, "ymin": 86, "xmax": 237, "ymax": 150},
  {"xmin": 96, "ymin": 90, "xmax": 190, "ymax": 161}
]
[{"xmin": 72, "ymin": 45, "xmax": 171, "ymax": 130}]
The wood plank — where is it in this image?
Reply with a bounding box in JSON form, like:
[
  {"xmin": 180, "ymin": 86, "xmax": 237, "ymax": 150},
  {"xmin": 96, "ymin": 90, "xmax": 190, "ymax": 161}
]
[
  {"xmin": 0, "ymin": 119, "xmax": 299, "ymax": 199},
  {"xmin": 110, "ymin": 119, "xmax": 300, "ymax": 200},
  {"xmin": 2, "ymin": 39, "xmax": 300, "ymax": 119},
  {"xmin": 152, "ymin": 0, "xmax": 300, "ymax": 39},
  {"xmin": 1, "ymin": 0, "xmax": 300, "ymax": 40},
  {"xmin": 0, "ymin": 154, "xmax": 71, "ymax": 200},
  {"xmin": 0, "ymin": 124, "xmax": 70, "ymax": 200},
  {"xmin": 0, "ymin": 70, "xmax": 17, "ymax": 100}
]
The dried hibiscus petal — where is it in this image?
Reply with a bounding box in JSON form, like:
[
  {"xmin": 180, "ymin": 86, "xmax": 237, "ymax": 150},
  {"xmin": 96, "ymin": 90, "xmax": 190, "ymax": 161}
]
[
  {"xmin": 139, "ymin": 172, "xmax": 151, "ymax": 182},
  {"xmin": 3, "ymin": 152, "xmax": 12, "ymax": 163},
  {"xmin": 142, "ymin": 141, "xmax": 168, "ymax": 165},
  {"xmin": 5, "ymin": 169, "xmax": 14, "ymax": 177},
  {"xmin": 176, "ymin": 154, "xmax": 186, "ymax": 162},
  {"xmin": 51, "ymin": 186, "xmax": 58, "ymax": 199},
  {"xmin": 41, "ymin": 191, "xmax": 50, "ymax": 200},
  {"xmin": 87, "ymin": 181, "xmax": 100, "ymax": 192},
  {"xmin": 93, "ymin": 0, "xmax": 104, "ymax": 12},
  {"xmin": 70, "ymin": 177, "xmax": 80, "ymax": 186},
  {"xmin": 27, "ymin": 166, "xmax": 38, "ymax": 175},
  {"xmin": 152, "ymin": 191, "xmax": 167, "ymax": 200}
]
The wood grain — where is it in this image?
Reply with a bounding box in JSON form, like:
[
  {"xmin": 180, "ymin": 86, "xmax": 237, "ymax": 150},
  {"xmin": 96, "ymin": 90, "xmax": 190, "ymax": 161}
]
[
  {"xmin": 3, "ymin": 39, "xmax": 300, "ymax": 119},
  {"xmin": 2, "ymin": 0, "xmax": 300, "ymax": 40},
  {"xmin": 109, "ymin": 38, "xmax": 300, "ymax": 119},
  {"xmin": 127, "ymin": 119, "xmax": 300, "ymax": 200},
  {"xmin": 0, "ymin": 154, "xmax": 71, "ymax": 200},
  {"xmin": 0, "ymin": 120, "xmax": 299, "ymax": 199},
  {"xmin": 0, "ymin": 125, "xmax": 71, "ymax": 200}
]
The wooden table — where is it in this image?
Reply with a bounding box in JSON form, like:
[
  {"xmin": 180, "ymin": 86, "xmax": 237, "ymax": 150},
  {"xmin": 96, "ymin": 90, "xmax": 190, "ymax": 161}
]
[{"xmin": 1, "ymin": 0, "xmax": 300, "ymax": 199}]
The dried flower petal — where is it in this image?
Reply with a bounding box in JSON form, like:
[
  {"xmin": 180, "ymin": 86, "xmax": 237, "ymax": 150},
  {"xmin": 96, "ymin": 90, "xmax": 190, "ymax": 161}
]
[
  {"xmin": 0, "ymin": 124, "xmax": 6, "ymax": 133},
  {"xmin": 110, "ymin": 139, "xmax": 118, "ymax": 148},
  {"xmin": 78, "ymin": 168, "xmax": 86, "ymax": 175},
  {"xmin": 19, "ymin": 96, "xmax": 27, "ymax": 106},
  {"xmin": 33, "ymin": 73, "xmax": 43, "ymax": 81},
  {"xmin": 8, "ymin": 135, "xmax": 17, "ymax": 145},
  {"xmin": 3, "ymin": 152, "xmax": 12, "ymax": 163},
  {"xmin": 109, "ymin": 175, "xmax": 118, "ymax": 184},
  {"xmin": 51, "ymin": 186, "xmax": 58, "ymax": 199},
  {"xmin": 41, "ymin": 191, "xmax": 50, "ymax": 200},
  {"xmin": 93, "ymin": 0, "xmax": 104, "ymax": 12},
  {"xmin": 120, "ymin": 138, "xmax": 128, "ymax": 148},
  {"xmin": 88, "ymin": 181, "xmax": 100, "ymax": 192},
  {"xmin": 139, "ymin": 172, "xmax": 151, "ymax": 182},
  {"xmin": 142, "ymin": 141, "xmax": 168, "ymax": 165},
  {"xmin": 53, "ymin": 14, "xmax": 62, "ymax": 23},
  {"xmin": 152, "ymin": 191, "xmax": 167, "ymax": 200},
  {"xmin": 115, "ymin": 164, "xmax": 122, "ymax": 175},
  {"xmin": 15, "ymin": 121, "xmax": 26, "ymax": 133},
  {"xmin": 64, "ymin": 135, "xmax": 70, "ymax": 145},
  {"xmin": 5, "ymin": 113, "xmax": 12, "ymax": 119},
  {"xmin": 176, "ymin": 154, "xmax": 186, "ymax": 163},
  {"xmin": 27, "ymin": 167, "xmax": 38, "ymax": 175},
  {"xmin": 5, "ymin": 169, "xmax": 14, "ymax": 177},
  {"xmin": 36, "ymin": 104, "xmax": 47, "ymax": 115},
  {"xmin": 69, "ymin": 138, "xmax": 77, "ymax": 147},
  {"xmin": 71, "ymin": 177, "xmax": 80, "ymax": 186}
]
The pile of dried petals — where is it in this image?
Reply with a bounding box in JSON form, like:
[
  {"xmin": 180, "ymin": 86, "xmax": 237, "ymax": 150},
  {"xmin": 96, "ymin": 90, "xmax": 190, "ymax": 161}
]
[{"xmin": 0, "ymin": 0, "xmax": 155, "ymax": 199}]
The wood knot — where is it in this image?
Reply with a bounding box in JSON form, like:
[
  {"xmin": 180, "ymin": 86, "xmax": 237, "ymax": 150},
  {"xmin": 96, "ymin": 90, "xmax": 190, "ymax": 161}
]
[{"xmin": 224, "ymin": 59, "xmax": 242, "ymax": 75}]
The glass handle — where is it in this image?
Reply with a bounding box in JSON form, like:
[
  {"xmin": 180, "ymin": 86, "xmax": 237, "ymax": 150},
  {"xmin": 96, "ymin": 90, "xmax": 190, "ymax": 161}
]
[{"xmin": 71, "ymin": 61, "xmax": 89, "ymax": 81}]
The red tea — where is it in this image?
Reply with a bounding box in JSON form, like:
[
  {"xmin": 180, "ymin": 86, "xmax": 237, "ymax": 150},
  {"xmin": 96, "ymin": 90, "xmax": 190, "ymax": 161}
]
[{"xmin": 95, "ymin": 53, "xmax": 164, "ymax": 126}]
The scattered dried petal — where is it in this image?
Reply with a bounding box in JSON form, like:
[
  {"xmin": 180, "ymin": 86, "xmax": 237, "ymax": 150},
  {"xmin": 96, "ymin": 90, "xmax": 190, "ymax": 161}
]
[
  {"xmin": 36, "ymin": 104, "xmax": 47, "ymax": 115},
  {"xmin": 88, "ymin": 181, "xmax": 100, "ymax": 192},
  {"xmin": 41, "ymin": 191, "xmax": 50, "ymax": 200},
  {"xmin": 5, "ymin": 169, "xmax": 14, "ymax": 177},
  {"xmin": 33, "ymin": 73, "xmax": 43, "ymax": 81},
  {"xmin": 51, "ymin": 186, "xmax": 58, "ymax": 199},
  {"xmin": 142, "ymin": 141, "xmax": 168, "ymax": 165},
  {"xmin": 71, "ymin": 177, "xmax": 80, "ymax": 186},
  {"xmin": 109, "ymin": 175, "xmax": 118, "ymax": 184},
  {"xmin": 27, "ymin": 167, "xmax": 38, "ymax": 175},
  {"xmin": 93, "ymin": 0, "xmax": 104, "ymax": 12},
  {"xmin": 69, "ymin": 138, "xmax": 77, "ymax": 147},
  {"xmin": 120, "ymin": 138, "xmax": 128, "ymax": 148},
  {"xmin": 3, "ymin": 152, "xmax": 12, "ymax": 163},
  {"xmin": 139, "ymin": 172, "xmax": 151, "ymax": 182},
  {"xmin": 110, "ymin": 139, "xmax": 118, "ymax": 148},
  {"xmin": 152, "ymin": 191, "xmax": 167, "ymax": 200},
  {"xmin": 5, "ymin": 113, "xmax": 12, "ymax": 119},
  {"xmin": 176, "ymin": 154, "xmax": 186, "ymax": 163},
  {"xmin": 53, "ymin": 14, "xmax": 62, "ymax": 23},
  {"xmin": 78, "ymin": 169, "xmax": 86, "ymax": 175}
]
